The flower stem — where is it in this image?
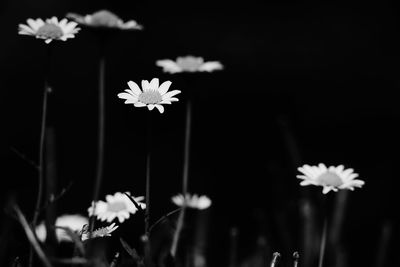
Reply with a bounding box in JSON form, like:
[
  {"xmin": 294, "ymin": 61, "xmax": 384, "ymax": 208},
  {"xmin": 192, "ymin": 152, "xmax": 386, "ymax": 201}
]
[
  {"xmin": 30, "ymin": 45, "xmax": 52, "ymax": 267},
  {"xmin": 90, "ymin": 55, "xmax": 106, "ymax": 234},
  {"xmin": 171, "ymin": 99, "xmax": 192, "ymax": 257},
  {"xmin": 318, "ymin": 218, "xmax": 328, "ymax": 267},
  {"xmin": 145, "ymin": 112, "xmax": 152, "ymax": 236}
]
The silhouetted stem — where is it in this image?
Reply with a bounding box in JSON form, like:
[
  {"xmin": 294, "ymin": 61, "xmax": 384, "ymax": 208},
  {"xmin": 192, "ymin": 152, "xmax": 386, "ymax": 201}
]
[
  {"xmin": 171, "ymin": 99, "xmax": 192, "ymax": 256},
  {"xmin": 90, "ymin": 55, "xmax": 106, "ymax": 234},
  {"xmin": 318, "ymin": 218, "xmax": 328, "ymax": 267},
  {"xmin": 14, "ymin": 205, "xmax": 53, "ymax": 267},
  {"xmin": 228, "ymin": 227, "xmax": 239, "ymax": 267}
]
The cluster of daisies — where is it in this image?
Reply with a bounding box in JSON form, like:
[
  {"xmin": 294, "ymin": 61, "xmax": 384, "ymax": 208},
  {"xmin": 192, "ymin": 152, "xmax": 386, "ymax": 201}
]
[
  {"xmin": 20, "ymin": 9, "xmax": 366, "ymax": 246},
  {"xmin": 35, "ymin": 192, "xmax": 212, "ymax": 243}
]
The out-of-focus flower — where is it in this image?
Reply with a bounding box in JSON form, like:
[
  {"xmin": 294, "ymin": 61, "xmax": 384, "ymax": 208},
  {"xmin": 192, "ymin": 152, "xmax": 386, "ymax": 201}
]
[
  {"xmin": 156, "ymin": 56, "xmax": 223, "ymax": 74},
  {"xmin": 88, "ymin": 192, "xmax": 145, "ymax": 223},
  {"xmin": 35, "ymin": 214, "xmax": 88, "ymax": 242},
  {"xmin": 172, "ymin": 193, "xmax": 212, "ymax": 210},
  {"xmin": 81, "ymin": 223, "xmax": 119, "ymax": 241},
  {"xmin": 18, "ymin": 17, "xmax": 80, "ymax": 44},
  {"xmin": 297, "ymin": 163, "xmax": 365, "ymax": 194},
  {"xmin": 117, "ymin": 78, "xmax": 181, "ymax": 114},
  {"xmin": 67, "ymin": 10, "xmax": 142, "ymax": 30}
]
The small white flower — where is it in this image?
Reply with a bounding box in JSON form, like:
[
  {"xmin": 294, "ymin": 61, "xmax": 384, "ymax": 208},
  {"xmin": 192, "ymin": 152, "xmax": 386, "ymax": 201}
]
[
  {"xmin": 18, "ymin": 17, "xmax": 80, "ymax": 44},
  {"xmin": 297, "ymin": 163, "xmax": 365, "ymax": 194},
  {"xmin": 35, "ymin": 214, "xmax": 88, "ymax": 243},
  {"xmin": 172, "ymin": 193, "xmax": 212, "ymax": 210},
  {"xmin": 117, "ymin": 78, "xmax": 181, "ymax": 114},
  {"xmin": 67, "ymin": 10, "xmax": 143, "ymax": 30},
  {"xmin": 88, "ymin": 192, "xmax": 145, "ymax": 223},
  {"xmin": 81, "ymin": 223, "xmax": 119, "ymax": 241},
  {"xmin": 156, "ymin": 55, "xmax": 223, "ymax": 74}
]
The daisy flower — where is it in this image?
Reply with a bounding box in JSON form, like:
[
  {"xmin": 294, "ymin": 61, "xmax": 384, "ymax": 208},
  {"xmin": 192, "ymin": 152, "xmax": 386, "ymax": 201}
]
[
  {"xmin": 297, "ymin": 163, "xmax": 365, "ymax": 194},
  {"xmin": 117, "ymin": 78, "xmax": 181, "ymax": 114},
  {"xmin": 67, "ymin": 10, "xmax": 143, "ymax": 30},
  {"xmin": 172, "ymin": 193, "xmax": 212, "ymax": 210},
  {"xmin": 88, "ymin": 192, "xmax": 145, "ymax": 223},
  {"xmin": 35, "ymin": 214, "xmax": 88, "ymax": 242},
  {"xmin": 156, "ymin": 55, "xmax": 224, "ymax": 74},
  {"xmin": 81, "ymin": 223, "xmax": 119, "ymax": 241},
  {"xmin": 18, "ymin": 17, "xmax": 80, "ymax": 44}
]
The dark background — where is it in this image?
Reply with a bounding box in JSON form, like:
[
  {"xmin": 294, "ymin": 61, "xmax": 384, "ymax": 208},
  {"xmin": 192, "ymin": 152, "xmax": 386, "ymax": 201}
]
[{"xmin": 1, "ymin": 0, "xmax": 399, "ymax": 267}]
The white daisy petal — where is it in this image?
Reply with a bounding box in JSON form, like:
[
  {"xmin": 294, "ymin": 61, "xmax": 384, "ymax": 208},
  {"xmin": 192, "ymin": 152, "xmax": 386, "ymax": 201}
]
[
  {"xmin": 158, "ymin": 81, "xmax": 172, "ymax": 95},
  {"xmin": 128, "ymin": 81, "xmax": 142, "ymax": 95},
  {"xmin": 155, "ymin": 104, "xmax": 165, "ymax": 113}
]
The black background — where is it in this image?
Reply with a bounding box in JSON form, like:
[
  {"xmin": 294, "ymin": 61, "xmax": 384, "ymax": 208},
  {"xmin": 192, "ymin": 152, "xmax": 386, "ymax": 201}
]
[{"xmin": 1, "ymin": 0, "xmax": 399, "ymax": 267}]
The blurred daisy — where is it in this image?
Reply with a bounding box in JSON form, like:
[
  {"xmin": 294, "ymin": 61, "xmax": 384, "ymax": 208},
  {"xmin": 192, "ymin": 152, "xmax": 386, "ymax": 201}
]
[
  {"xmin": 88, "ymin": 192, "xmax": 145, "ymax": 223},
  {"xmin": 35, "ymin": 214, "xmax": 88, "ymax": 242},
  {"xmin": 156, "ymin": 55, "xmax": 223, "ymax": 74},
  {"xmin": 172, "ymin": 193, "xmax": 212, "ymax": 210},
  {"xmin": 297, "ymin": 163, "xmax": 365, "ymax": 194},
  {"xmin": 18, "ymin": 17, "xmax": 80, "ymax": 44},
  {"xmin": 117, "ymin": 78, "xmax": 181, "ymax": 113},
  {"xmin": 67, "ymin": 10, "xmax": 143, "ymax": 30},
  {"xmin": 81, "ymin": 223, "xmax": 119, "ymax": 241}
]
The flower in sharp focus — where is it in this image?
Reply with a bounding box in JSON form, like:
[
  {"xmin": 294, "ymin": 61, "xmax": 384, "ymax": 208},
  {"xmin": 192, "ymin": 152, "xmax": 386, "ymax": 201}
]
[
  {"xmin": 88, "ymin": 192, "xmax": 145, "ymax": 223},
  {"xmin": 35, "ymin": 214, "xmax": 88, "ymax": 242},
  {"xmin": 81, "ymin": 223, "xmax": 119, "ymax": 241},
  {"xmin": 297, "ymin": 163, "xmax": 365, "ymax": 194},
  {"xmin": 156, "ymin": 55, "xmax": 224, "ymax": 74},
  {"xmin": 18, "ymin": 17, "xmax": 80, "ymax": 44},
  {"xmin": 117, "ymin": 78, "xmax": 181, "ymax": 113},
  {"xmin": 172, "ymin": 193, "xmax": 212, "ymax": 210},
  {"xmin": 67, "ymin": 10, "xmax": 143, "ymax": 30}
]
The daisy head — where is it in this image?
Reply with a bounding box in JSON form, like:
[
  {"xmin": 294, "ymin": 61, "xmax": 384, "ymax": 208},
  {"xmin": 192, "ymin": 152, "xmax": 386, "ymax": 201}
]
[
  {"xmin": 88, "ymin": 192, "xmax": 145, "ymax": 223},
  {"xmin": 297, "ymin": 163, "xmax": 365, "ymax": 194},
  {"xmin": 117, "ymin": 78, "xmax": 181, "ymax": 114},
  {"xmin": 81, "ymin": 223, "xmax": 119, "ymax": 241},
  {"xmin": 35, "ymin": 214, "xmax": 88, "ymax": 243},
  {"xmin": 18, "ymin": 17, "xmax": 80, "ymax": 44},
  {"xmin": 156, "ymin": 55, "xmax": 224, "ymax": 74},
  {"xmin": 67, "ymin": 10, "xmax": 143, "ymax": 30},
  {"xmin": 172, "ymin": 193, "xmax": 212, "ymax": 210}
]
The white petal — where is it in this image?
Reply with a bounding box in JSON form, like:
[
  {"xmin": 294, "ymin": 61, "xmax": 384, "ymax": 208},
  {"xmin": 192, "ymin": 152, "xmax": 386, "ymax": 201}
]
[
  {"xmin": 156, "ymin": 59, "xmax": 182, "ymax": 73},
  {"xmin": 322, "ymin": 186, "xmax": 332, "ymax": 194},
  {"xmin": 128, "ymin": 81, "xmax": 142, "ymax": 95},
  {"xmin": 149, "ymin": 78, "xmax": 159, "ymax": 90},
  {"xmin": 155, "ymin": 104, "xmax": 165, "ymax": 113},
  {"xmin": 147, "ymin": 104, "xmax": 155, "ymax": 110},
  {"xmin": 142, "ymin": 80, "xmax": 150, "ymax": 92},
  {"xmin": 162, "ymin": 90, "xmax": 181, "ymax": 100},
  {"xmin": 198, "ymin": 61, "xmax": 224, "ymax": 72},
  {"xmin": 158, "ymin": 81, "xmax": 172, "ymax": 95},
  {"xmin": 134, "ymin": 102, "xmax": 147, "ymax": 107}
]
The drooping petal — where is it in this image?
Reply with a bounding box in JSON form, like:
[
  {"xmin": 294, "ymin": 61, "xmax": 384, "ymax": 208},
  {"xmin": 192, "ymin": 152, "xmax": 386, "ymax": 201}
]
[{"xmin": 155, "ymin": 104, "xmax": 164, "ymax": 113}]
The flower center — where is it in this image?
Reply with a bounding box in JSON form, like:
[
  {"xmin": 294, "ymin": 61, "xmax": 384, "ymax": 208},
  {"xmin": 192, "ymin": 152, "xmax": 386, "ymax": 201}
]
[
  {"xmin": 177, "ymin": 57, "xmax": 204, "ymax": 71},
  {"xmin": 91, "ymin": 10, "xmax": 121, "ymax": 27},
  {"xmin": 316, "ymin": 172, "xmax": 343, "ymax": 187},
  {"xmin": 36, "ymin": 24, "xmax": 63, "ymax": 39},
  {"xmin": 138, "ymin": 91, "xmax": 162, "ymax": 104},
  {"xmin": 107, "ymin": 201, "xmax": 127, "ymax": 212}
]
